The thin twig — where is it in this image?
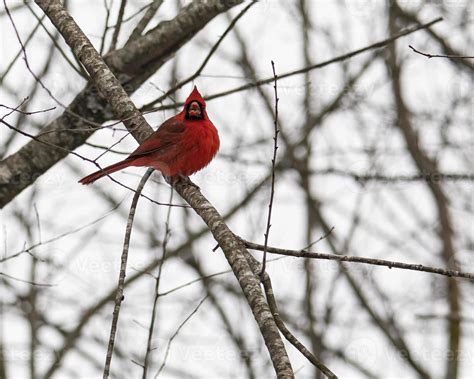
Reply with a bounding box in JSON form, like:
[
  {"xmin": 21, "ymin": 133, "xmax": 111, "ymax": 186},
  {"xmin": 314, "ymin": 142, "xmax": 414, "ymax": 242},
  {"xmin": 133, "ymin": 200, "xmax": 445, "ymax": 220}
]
[
  {"xmin": 0, "ymin": 272, "xmax": 54, "ymax": 287},
  {"xmin": 0, "ymin": 1, "xmax": 24, "ymax": 16},
  {"xmin": 260, "ymin": 60, "xmax": 279, "ymax": 276},
  {"xmin": 409, "ymin": 44, "xmax": 474, "ymax": 59},
  {"xmin": 261, "ymin": 272, "xmax": 338, "ymax": 379},
  {"xmin": 0, "ymin": 14, "xmax": 44, "ymax": 84},
  {"xmin": 1, "ymin": 111, "xmax": 185, "ymax": 210},
  {"xmin": 142, "ymin": 186, "xmax": 174, "ymax": 379},
  {"xmin": 0, "ymin": 118, "xmax": 90, "ymax": 160},
  {"xmin": 303, "ymin": 226, "xmax": 335, "ymax": 250},
  {"xmin": 85, "ymin": 142, "xmax": 129, "ymax": 155},
  {"xmin": 109, "ymin": 0, "xmax": 127, "ymax": 51},
  {"xmin": 0, "ymin": 97, "xmax": 28, "ymax": 120},
  {"xmin": 0, "ymin": 118, "xmax": 191, "ymax": 209},
  {"xmin": 142, "ymin": 17, "xmax": 443, "ymax": 112},
  {"xmin": 99, "ymin": 0, "xmax": 112, "ymax": 55},
  {"xmin": 310, "ymin": 168, "xmax": 474, "ymax": 182},
  {"xmin": 1, "ymin": 204, "xmax": 121, "ymax": 263},
  {"xmin": 243, "ymin": 239, "xmax": 474, "ymax": 281},
  {"xmin": 33, "ymin": 204, "xmax": 42, "ymax": 244},
  {"xmin": 103, "ymin": 169, "xmax": 153, "ymax": 379},
  {"xmin": 24, "ymin": 2, "xmax": 88, "ymax": 78},
  {"xmin": 127, "ymin": 0, "xmax": 164, "ymax": 42},
  {"xmin": 0, "ymin": 102, "xmax": 55, "ymax": 116},
  {"xmin": 143, "ymin": 1, "xmax": 256, "ymax": 108},
  {"xmin": 36, "ymin": 172, "xmax": 271, "ymax": 379},
  {"xmin": 154, "ymin": 295, "xmax": 209, "ymax": 378},
  {"xmin": 3, "ymin": 1, "xmax": 105, "ymax": 128}
]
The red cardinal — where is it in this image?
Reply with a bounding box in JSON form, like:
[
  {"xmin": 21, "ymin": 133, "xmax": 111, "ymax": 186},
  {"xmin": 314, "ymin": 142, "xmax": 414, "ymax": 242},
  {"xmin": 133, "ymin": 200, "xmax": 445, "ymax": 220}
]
[{"xmin": 79, "ymin": 86, "xmax": 219, "ymax": 185}]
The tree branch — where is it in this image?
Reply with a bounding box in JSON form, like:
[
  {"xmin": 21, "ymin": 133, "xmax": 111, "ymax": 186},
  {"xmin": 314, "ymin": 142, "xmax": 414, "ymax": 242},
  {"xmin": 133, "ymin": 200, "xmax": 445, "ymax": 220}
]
[
  {"xmin": 260, "ymin": 60, "xmax": 279, "ymax": 276},
  {"xmin": 242, "ymin": 239, "xmax": 474, "ymax": 281},
  {"xmin": 103, "ymin": 169, "xmax": 153, "ymax": 378}
]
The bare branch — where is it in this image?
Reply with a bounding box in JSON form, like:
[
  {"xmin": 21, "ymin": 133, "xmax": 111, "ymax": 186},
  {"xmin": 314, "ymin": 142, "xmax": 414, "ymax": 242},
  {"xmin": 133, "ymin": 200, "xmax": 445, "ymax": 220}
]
[
  {"xmin": 154, "ymin": 295, "xmax": 209, "ymax": 377},
  {"xmin": 261, "ymin": 272, "xmax": 338, "ymax": 379},
  {"xmin": 126, "ymin": 0, "xmax": 164, "ymax": 42},
  {"xmin": 103, "ymin": 169, "xmax": 153, "ymax": 378},
  {"xmin": 0, "ymin": 271, "xmax": 54, "ymax": 287},
  {"xmin": 109, "ymin": 0, "xmax": 127, "ymax": 51},
  {"xmin": 142, "ymin": 186, "xmax": 174, "ymax": 379},
  {"xmin": 409, "ymin": 44, "xmax": 474, "ymax": 59},
  {"xmin": 388, "ymin": 8, "xmax": 462, "ymax": 377},
  {"xmin": 144, "ymin": 1, "xmax": 256, "ymax": 106},
  {"xmin": 260, "ymin": 60, "xmax": 279, "ymax": 276},
  {"xmin": 143, "ymin": 17, "xmax": 443, "ymax": 111},
  {"xmin": 243, "ymin": 239, "xmax": 474, "ymax": 281}
]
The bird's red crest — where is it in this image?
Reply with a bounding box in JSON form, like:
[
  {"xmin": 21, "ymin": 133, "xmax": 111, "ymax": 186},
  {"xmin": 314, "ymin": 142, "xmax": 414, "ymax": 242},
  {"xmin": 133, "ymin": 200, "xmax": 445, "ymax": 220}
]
[{"xmin": 185, "ymin": 86, "xmax": 206, "ymax": 107}]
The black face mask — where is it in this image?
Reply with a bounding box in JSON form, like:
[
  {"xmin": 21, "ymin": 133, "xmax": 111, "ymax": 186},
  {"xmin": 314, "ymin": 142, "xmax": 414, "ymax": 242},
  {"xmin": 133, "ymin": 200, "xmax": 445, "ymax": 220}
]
[{"xmin": 185, "ymin": 101, "xmax": 204, "ymax": 120}]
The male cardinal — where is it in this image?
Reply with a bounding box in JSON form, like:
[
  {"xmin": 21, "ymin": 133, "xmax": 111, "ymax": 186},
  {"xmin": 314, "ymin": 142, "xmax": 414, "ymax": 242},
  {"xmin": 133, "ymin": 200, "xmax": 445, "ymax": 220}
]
[{"xmin": 79, "ymin": 86, "xmax": 219, "ymax": 185}]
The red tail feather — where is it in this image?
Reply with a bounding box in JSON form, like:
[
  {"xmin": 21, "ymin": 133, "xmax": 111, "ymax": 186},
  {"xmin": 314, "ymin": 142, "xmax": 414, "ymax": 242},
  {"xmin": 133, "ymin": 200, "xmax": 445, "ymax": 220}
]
[{"xmin": 79, "ymin": 159, "xmax": 134, "ymax": 185}]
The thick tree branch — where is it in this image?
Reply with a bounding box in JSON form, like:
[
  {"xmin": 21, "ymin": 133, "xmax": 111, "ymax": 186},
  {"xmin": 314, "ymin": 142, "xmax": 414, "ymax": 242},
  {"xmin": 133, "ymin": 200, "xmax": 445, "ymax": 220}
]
[
  {"xmin": 33, "ymin": 0, "xmax": 153, "ymax": 140},
  {"xmin": 171, "ymin": 179, "xmax": 294, "ymax": 377}
]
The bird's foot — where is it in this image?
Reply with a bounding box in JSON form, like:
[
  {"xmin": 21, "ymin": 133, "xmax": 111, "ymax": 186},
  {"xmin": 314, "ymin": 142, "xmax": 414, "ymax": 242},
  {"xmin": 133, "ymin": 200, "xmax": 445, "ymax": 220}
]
[
  {"xmin": 178, "ymin": 175, "xmax": 200, "ymax": 190},
  {"xmin": 165, "ymin": 174, "xmax": 200, "ymax": 190}
]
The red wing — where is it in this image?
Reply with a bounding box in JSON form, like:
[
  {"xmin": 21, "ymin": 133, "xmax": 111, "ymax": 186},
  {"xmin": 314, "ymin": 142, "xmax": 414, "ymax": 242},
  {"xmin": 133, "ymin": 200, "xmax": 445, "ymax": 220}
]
[{"xmin": 128, "ymin": 117, "xmax": 186, "ymax": 159}]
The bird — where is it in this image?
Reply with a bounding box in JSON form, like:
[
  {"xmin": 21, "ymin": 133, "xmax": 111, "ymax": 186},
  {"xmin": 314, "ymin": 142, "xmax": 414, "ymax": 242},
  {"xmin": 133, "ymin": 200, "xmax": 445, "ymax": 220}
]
[{"xmin": 79, "ymin": 86, "xmax": 219, "ymax": 185}]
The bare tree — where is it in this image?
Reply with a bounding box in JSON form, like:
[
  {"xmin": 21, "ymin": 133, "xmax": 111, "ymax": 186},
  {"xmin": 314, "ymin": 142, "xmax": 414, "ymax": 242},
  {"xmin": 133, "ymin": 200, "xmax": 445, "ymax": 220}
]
[{"xmin": 1, "ymin": 1, "xmax": 472, "ymax": 378}]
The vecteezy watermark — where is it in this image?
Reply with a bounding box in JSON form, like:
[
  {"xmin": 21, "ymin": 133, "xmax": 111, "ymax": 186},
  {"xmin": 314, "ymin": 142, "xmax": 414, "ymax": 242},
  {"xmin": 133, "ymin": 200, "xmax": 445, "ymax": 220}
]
[{"xmin": 343, "ymin": 0, "xmax": 379, "ymax": 18}]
